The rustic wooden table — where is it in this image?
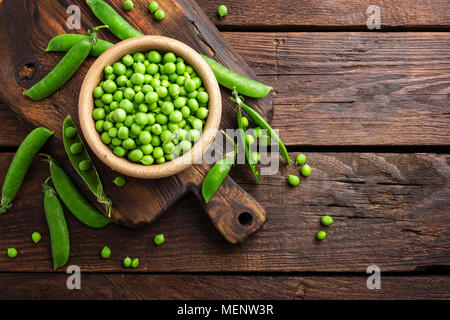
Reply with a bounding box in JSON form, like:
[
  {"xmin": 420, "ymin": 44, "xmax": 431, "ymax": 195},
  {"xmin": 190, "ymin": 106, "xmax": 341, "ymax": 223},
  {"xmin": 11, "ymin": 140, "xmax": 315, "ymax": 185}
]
[{"xmin": 0, "ymin": 0, "xmax": 449, "ymax": 299}]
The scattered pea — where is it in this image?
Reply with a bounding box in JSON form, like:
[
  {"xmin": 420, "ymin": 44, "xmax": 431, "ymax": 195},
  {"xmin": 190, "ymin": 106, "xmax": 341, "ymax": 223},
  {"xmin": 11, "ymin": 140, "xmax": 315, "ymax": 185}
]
[
  {"xmin": 301, "ymin": 164, "xmax": 312, "ymax": 177},
  {"xmin": 295, "ymin": 154, "xmax": 306, "ymax": 166},
  {"xmin": 321, "ymin": 215, "xmax": 333, "ymax": 226},
  {"xmin": 123, "ymin": 0, "xmax": 133, "ymax": 11},
  {"xmin": 149, "ymin": 1, "xmax": 158, "ymax": 13},
  {"xmin": 131, "ymin": 258, "xmax": 139, "ymax": 269},
  {"xmin": 316, "ymin": 231, "xmax": 326, "ymax": 240},
  {"xmin": 217, "ymin": 4, "xmax": 228, "ymax": 18},
  {"xmin": 31, "ymin": 232, "xmax": 42, "ymax": 243},
  {"xmin": 101, "ymin": 246, "xmax": 111, "ymax": 259},
  {"xmin": 288, "ymin": 174, "xmax": 300, "ymax": 186},
  {"xmin": 7, "ymin": 248, "xmax": 17, "ymax": 258},
  {"xmin": 154, "ymin": 9, "xmax": 165, "ymax": 21},
  {"xmin": 112, "ymin": 176, "xmax": 126, "ymax": 187},
  {"xmin": 123, "ymin": 256, "xmax": 132, "ymax": 268},
  {"xmin": 154, "ymin": 234, "xmax": 165, "ymax": 246}
]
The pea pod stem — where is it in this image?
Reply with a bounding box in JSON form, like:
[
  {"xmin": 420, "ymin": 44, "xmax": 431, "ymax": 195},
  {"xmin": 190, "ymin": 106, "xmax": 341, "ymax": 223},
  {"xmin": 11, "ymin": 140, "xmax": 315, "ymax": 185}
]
[
  {"xmin": 1, "ymin": 127, "xmax": 53, "ymax": 213},
  {"xmin": 201, "ymin": 131, "xmax": 237, "ymax": 203},
  {"xmin": 63, "ymin": 115, "xmax": 112, "ymax": 216},
  {"xmin": 43, "ymin": 177, "xmax": 70, "ymax": 270},
  {"xmin": 86, "ymin": 0, "xmax": 143, "ymax": 40},
  {"xmin": 232, "ymin": 89, "xmax": 290, "ymax": 165}
]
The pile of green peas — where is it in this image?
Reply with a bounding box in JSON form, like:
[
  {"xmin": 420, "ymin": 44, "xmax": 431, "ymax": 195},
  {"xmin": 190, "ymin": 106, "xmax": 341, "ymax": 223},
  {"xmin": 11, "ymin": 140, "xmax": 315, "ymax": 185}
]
[{"xmin": 92, "ymin": 50, "xmax": 210, "ymax": 165}]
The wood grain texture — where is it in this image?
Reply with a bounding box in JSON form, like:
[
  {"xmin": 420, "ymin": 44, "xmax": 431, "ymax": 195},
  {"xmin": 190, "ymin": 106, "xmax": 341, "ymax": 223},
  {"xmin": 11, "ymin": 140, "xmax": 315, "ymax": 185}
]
[
  {"xmin": 0, "ymin": 0, "xmax": 271, "ymax": 234},
  {"xmin": 0, "ymin": 152, "xmax": 448, "ymax": 272},
  {"xmin": 0, "ymin": 273, "xmax": 449, "ymax": 299},
  {"xmin": 202, "ymin": 0, "xmax": 450, "ymax": 29},
  {"xmin": 3, "ymin": 31, "xmax": 450, "ymax": 147},
  {"xmin": 223, "ymin": 32, "xmax": 450, "ymax": 146}
]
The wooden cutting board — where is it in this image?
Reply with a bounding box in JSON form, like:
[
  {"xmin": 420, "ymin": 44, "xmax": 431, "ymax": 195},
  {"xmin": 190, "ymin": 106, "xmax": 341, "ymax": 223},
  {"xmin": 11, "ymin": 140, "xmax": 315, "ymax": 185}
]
[{"xmin": 0, "ymin": 0, "xmax": 273, "ymax": 243}]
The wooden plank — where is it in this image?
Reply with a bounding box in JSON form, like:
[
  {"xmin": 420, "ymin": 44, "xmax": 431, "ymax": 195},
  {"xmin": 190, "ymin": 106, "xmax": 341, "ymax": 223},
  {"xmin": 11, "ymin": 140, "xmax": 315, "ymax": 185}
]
[
  {"xmin": 0, "ymin": 102, "xmax": 27, "ymax": 148},
  {"xmin": 202, "ymin": 0, "xmax": 450, "ymax": 29},
  {"xmin": 0, "ymin": 152, "xmax": 448, "ymax": 272},
  {"xmin": 3, "ymin": 31, "xmax": 450, "ymax": 147},
  {"xmin": 0, "ymin": 273, "xmax": 449, "ymax": 299},
  {"xmin": 222, "ymin": 32, "xmax": 450, "ymax": 146}
]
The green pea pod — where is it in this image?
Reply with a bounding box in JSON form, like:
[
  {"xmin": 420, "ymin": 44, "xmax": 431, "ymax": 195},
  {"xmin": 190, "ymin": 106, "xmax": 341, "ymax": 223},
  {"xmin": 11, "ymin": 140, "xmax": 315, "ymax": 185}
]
[
  {"xmin": 201, "ymin": 55, "xmax": 272, "ymax": 98},
  {"xmin": 236, "ymin": 97, "xmax": 261, "ymax": 184},
  {"xmin": 86, "ymin": 0, "xmax": 143, "ymax": 40},
  {"xmin": 1, "ymin": 127, "xmax": 54, "ymax": 213},
  {"xmin": 43, "ymin": 177, "xmax": 70, "ymax": 270},
  {"xmin": 202, "ymin": 131, "xmax": 237, "ymax": 204},
  {"xmin": 62, "ymin": 115, "xmax": 112, "ymax": 217},
  {"xmin": 24, "ymin": 26, "xmax": 107, "ymax": 100},
  {"xmin": 46, "ymin": 34, "xmax": 114, "ymax": 57},
  {"xmin": 45, "ymin": 156, "xmax": 110, "ymax": 228},
  {"xmin": 232, "ymin": 89, "xmax": 290, "ymax": 165},
  {"xmin": 24, "ymin": 38, "xmax": 92, "ymax": 100}
]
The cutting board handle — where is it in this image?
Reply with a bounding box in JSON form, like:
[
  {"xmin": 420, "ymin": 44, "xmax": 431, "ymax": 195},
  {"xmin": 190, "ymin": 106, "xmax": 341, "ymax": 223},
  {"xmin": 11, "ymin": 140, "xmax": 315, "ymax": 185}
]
[{"xmin": 181, "ymin": 165, "xmax": 267, "ymax": 244}]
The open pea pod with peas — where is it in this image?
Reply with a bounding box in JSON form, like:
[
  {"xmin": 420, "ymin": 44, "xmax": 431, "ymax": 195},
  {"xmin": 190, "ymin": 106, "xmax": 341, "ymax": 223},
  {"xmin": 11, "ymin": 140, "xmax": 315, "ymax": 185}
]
[{"xmin": 62, "ymin": 115, "xmax": 112, "ymax": 217}]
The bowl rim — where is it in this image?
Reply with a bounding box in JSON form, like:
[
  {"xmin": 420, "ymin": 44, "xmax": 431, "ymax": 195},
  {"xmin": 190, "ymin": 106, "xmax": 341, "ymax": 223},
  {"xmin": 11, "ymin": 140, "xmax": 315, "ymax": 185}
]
[{"xmin": 78, "ymin": 35, "xmax": 221, "ymax": 179}]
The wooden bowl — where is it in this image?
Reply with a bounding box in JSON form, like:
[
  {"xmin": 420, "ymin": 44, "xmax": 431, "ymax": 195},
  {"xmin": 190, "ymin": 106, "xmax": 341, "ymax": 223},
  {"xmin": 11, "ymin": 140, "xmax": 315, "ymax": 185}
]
[{"xmin": 79, "ymin": 36, "xmax": 221, "ymax": 179}]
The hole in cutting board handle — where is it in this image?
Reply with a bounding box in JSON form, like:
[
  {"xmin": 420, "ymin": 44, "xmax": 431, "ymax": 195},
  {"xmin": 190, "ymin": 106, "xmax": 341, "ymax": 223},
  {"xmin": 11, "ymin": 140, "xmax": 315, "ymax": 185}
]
[{"xmin": 238, "ymin": 212, "xmax": 253, "ymax": 226}]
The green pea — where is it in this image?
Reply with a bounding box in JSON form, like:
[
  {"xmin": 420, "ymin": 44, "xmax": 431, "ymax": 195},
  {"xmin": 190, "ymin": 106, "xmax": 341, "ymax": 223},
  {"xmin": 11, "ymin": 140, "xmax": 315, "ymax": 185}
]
[
  {"xmin": 128, "ymin": 149, "xmax": 143, "ymax": 162},
  {"xmin": 196, "ymin": 107, "xmax": 209, "ymax": 120},
  {"xmin": 139, "ymin": 131, "xmax": 152, "ymax": 145},
  {"xmin": 123, "ymin": 0, "xmax": 133, "ymax": 11},
  {"xmin": 133, "ymin": 52, "xmax": 145, "ymax": 62},
  {"xmin": 113, "ymin": 62, "xmax": 126, "ymax": 75},
  {"xmin": 131, "ymin": 258, "xmax": 139, "ymax": 269},
  {"xmin": 122, "ymin": 54, "xmax": 134, "ymax": 66},
  {"xmin": 93, "ymin": 108, "xmax": 106, "ymax": 120},
  {"xmin": 184, "ymin": 79, "xmax": 196, "ymax": 92},
  {"xmin": 156, "ymin": 86, "xmax": 168, "ymax": 98},
  {"xmin": 93, "ymin": 86, "xmax": 104, "ymax": 98},
  {"xmin": 148, "ymin": 51, "xmax": 162, "ymax": 63},
  {"xmin": 79, "ymin": 160, "xmax": 92, "ymax": 172},
  {"xmin": 295, "ymin": 154, "xmax": 307, "ymax": 166},
  {"xmin": 288, "ymin": 174, "xmax": 300, "ymax": 186},
  {"xmin": 149, "ymin": 1, "xmax": 158, "ymax": 13},
  {"xmin": 130, "ymin": 73, "xmax": 145, "ymax": 85},
  {"xmin": 153, "ymin": 146, "xmax": 164, "ymax": 159},
  {"xmin": 70, "ymin": 142, "xmax": 83, "ymax": 155},
  {"xmin": 123, "ymin": 256, "xmax": 132, "ymax": 268},
  {"xmin": 118, "ymin": 126, "xmax": 129, "ymax": 139},
  {"xmin": 113, "ymin": 108, "xmax": 127, "ymax": 123},
  {"xmin": 113, "ymin": 146, "xmax": 126, "ymax": 157},
  {"xmin": 141, "ymin": 155, "xmax": 155, "ymax": 165},
  {"xmin": 301, "ymin": 164, "xmax": 312, "ymax": 177},
  {"xmin": 101, "ymin": 131, "xmax": 112, "ymax": 144},
  {"xmin": 122, "ymin": 138, "xmax": 136, "ymax": 150},
  {"xmin": 245, "ymin": 134, "xmax": 255, "ymax": 145},
  {"xmin": 154, "ymin": 9, "xmax": 165, "ymax": 20},
  {"xmin": 32, "ymin": 232, "xmax": 42, "ymax": 243},
  {"xmin": 321, "ymin": 216, "xmax": 333, "ymax": 226},
  {"xmin": 217, "ymin": 4, "xmax": 228, "ymax": 18},
  {"xmin": 103, "ymin": 79, "xmax": 117, "ymax": 93},
  {"xmin": 189, "ymin": 129, "xmax": 201, "ymax": 142},
  {"xmin": 64, "ymin": 126, "xmax": 77, "ymax": 138},
  {"xmin": 240, "ymin": 117, "xmax": 249, "ymax": 128},
  {"xmin": 116, "ymin": 75, "xmax": 128, "ymax": 87},
  {"xmin": 316, "ymin": 231, "xmax": 326, "ymax": 240},
  {"xmin": 7, "ymin": 248, "xmax": 18, "ymax": 258},
  {"xmin": 179, "ymin": 140, "xmax": 192, "ymax": 153},
  {"xmin": 154, "ymin": 234, "xmax": 165, "ymax": 245},
  {"xmin": 251, "ymin": 152, "xmax": 261, "ymax": 163},
  {"xmin": 101, "ymin": 246, "xmax": 111, "ymax": 258}
]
